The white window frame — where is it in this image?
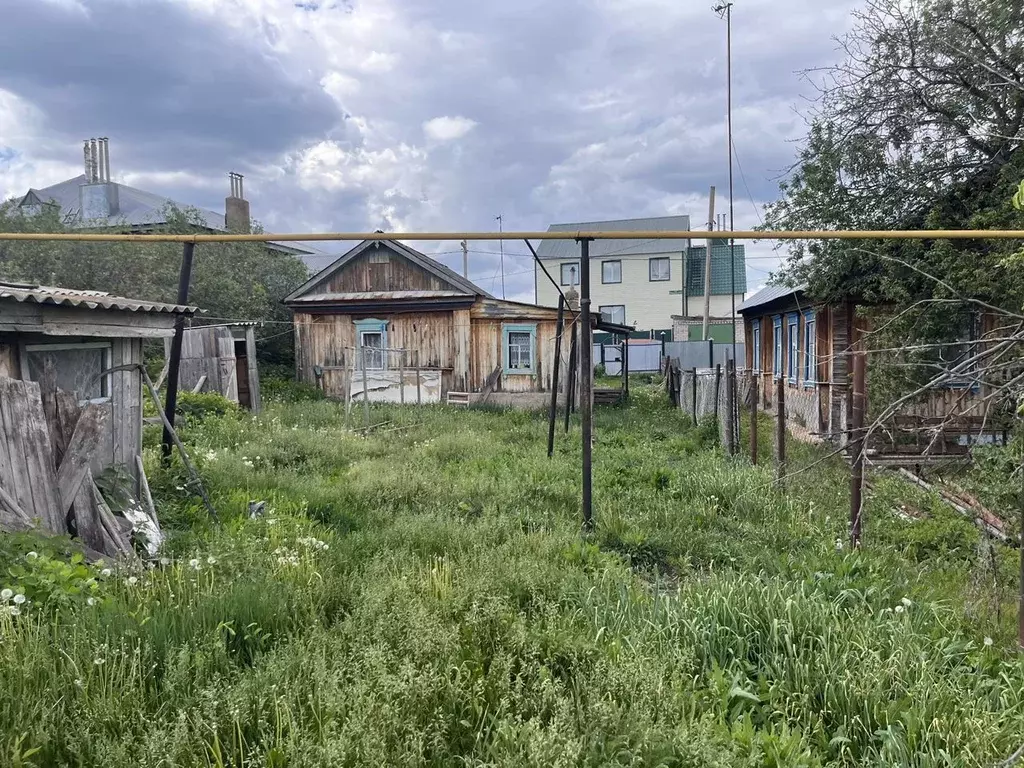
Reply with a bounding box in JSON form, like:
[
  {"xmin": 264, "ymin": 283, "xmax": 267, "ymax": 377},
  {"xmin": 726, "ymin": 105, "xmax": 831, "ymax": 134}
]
[
  {"xmin": 359, "ymin": 330, "xmax": 386, "ymax": 370},
  {"xmin": 649, "ymin": 257, "xmax": 671, "ymax": 282},
  {"xmin": 22, "ymin": 341, "xmax": 113, "ymax": 404},
  {"xmin": 601, "ymin": 260, "xmax": 622, "ymax": 284},
  {"xmin": 752, "ymin": 323, "xmax": 761, "ymax": 373},
  {"xmin": 599, "ymin": 305, "xmax": 626, "ymax": 326}
]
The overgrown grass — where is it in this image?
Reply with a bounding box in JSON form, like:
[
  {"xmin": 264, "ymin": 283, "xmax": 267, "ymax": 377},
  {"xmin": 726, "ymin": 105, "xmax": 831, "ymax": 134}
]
[{"xmin": 1, "ymin": 384, "xmax": 1022, "ymax": 766}]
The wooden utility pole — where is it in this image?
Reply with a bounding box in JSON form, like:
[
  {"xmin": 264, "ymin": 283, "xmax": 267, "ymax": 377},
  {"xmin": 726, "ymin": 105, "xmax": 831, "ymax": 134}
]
[
  {"xmin": 162, "ymin": 242, "xmax": 195, "ymax": 460},
  {"xmin": 725, "ymin": 359, "xmax": 735, "ymax": 455},
  {"xmin": 547, "ymin": 295, "xmax": 566, "ymax": 458},
  {"xmin": 749, "ymin": 372, "xmax": 758, "ymax": 465},
  {"xmin": 578, "ymin": 238, "xmax": 594, "ymax": 532},
  {"xmin": 702, "ymin": 185, "xmax": 716, "ymax": 340},
  {"xmin": 565, "ymin": 324, "xmax": 578, "ymax": 432},
  {"xmin": 775, "ymin": 377, "xmax": 786, "ymax": 490},
  {"xmin": 849, "ymin": 348, "xmax": 866, "ymax": 548},
  {"xmin": 461, "ymin": 239, "xmax": 469, "ymax": 278}
]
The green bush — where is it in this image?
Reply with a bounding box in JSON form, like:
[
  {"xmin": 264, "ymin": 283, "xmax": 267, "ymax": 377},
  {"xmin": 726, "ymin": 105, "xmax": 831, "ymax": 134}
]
[
  {"xmin": 261, "ymin": 375, "xmax": 325, "ymax": 404},
  {"xmin": 174, "ymin": 392, "xmax": 239, "ymax": 423}
]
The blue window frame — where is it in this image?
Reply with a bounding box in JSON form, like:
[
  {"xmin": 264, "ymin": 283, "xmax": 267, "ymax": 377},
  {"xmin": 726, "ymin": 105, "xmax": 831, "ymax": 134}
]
[
  {"xmin": 786, "ymin": 313, "xmax": 799, "ymax": 384},
  {"xmin": 803, "ymin": 310, "xmax": 816, "ymax": 387},
  {"xmin": 503, "ymin": 323, "xmax": 537, "ymax": 374},
  {"xmin": 751, "ymin": 323, "xmax": 761, "ymax": 372},
  {"xmin": 772, "ymin": 316, "xmax": 783, "ymax": 378},
  {"xmin": 354, "ymin": 317, "xmax": 387, "ymax": 370}
]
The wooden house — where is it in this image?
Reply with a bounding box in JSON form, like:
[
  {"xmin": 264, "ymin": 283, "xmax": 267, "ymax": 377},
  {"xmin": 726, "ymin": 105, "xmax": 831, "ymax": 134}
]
[
  {"xmin": 738, "ymin": 285, "xmax": 1009, "ymax": 458},
  {"xmin": 284, "ymin": 239, "xmax": 576, "ymax": 408},
  {"xmin": 0, "ymin": 280, "xmax": 195, "ymax": 486}
]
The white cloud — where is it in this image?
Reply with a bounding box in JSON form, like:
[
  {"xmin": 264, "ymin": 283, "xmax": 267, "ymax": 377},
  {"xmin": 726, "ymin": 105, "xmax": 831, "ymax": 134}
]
[{"xmin": 423, "ymin": 116, "xmax": 477, "ymax": 142}]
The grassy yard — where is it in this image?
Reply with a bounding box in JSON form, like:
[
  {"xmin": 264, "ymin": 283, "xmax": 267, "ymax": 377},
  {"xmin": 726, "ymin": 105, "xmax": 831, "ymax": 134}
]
[{"xmin": 1, "ymin": 384, "xmax": 1023, "ymax": 766}]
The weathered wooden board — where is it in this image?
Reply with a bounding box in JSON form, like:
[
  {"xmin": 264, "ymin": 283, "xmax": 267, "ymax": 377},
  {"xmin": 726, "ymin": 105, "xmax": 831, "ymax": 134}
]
[{"xmin": 57, "ymin": 404, "xmax": 110, "ymax": 514}]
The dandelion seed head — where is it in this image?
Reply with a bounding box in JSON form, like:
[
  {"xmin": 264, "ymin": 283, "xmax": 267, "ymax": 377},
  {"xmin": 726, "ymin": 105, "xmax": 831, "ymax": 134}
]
[
  {"xmin": 894, "ymin": 605, "xmax": 904, "ymax": 614},
  {"xmin": 984, "ymin": 636, "xmax": 994, "ymax": 647},
  {"xmin": 26, "ymin": 551, "xmax": 38, "ymax": 560},
  {"xmin": 87, "ymin": 597, "xmax": 97, "ymax": 606},
  {"xmin": 8, "ymin": 607, "xmax": 20, "ymax": 617},
  {"xmin": 100, "ymin": 568, "xmax": 112, "ymax": 577},
  {"xmin": 901, "ymin": 597, "xmax": 913, "ymax": 608},
  {"xmin": 189, "ymin": 559, "xmax": 201, "ymax": 570},
  {"xmin": 127, "ymin": 576, "xmax": 139, "ymax": 586},
  {"xmin": 13, "ymin": 594, "xmax": 26, "ymax": 605},
  {"xmin": 0, "ymin": 589, "xmax": 12, "ymax": 601}
]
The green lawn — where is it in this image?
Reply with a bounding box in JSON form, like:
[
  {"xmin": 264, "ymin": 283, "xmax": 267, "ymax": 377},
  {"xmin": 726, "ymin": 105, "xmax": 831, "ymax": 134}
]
[{"xmin": 1, "ymin": 384, "xmax": 1022, "ymax": 766}]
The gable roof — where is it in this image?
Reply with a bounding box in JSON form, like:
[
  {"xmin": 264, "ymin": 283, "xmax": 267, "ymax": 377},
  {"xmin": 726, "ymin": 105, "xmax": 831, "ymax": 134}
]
[
  {"xmin": 737, "ymin": 284, "xmax": 807, "ymax": 313},
  {"xmin": 283, "ymin": 239, "xmax": 493, "ymax": 304},
  {"xmin": 19, "ymin": 175, "xmax": 312, "ymax": 255},
  {"xmin": 535, "ymin": 215, "xmax": 691, "ymax": 261}
]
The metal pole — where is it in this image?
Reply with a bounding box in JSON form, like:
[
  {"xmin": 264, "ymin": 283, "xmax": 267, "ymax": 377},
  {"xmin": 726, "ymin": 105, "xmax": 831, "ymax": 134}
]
[
  {"xmin": 361, "ymin": 347, "xmax": 370, "ymax": 429},
  {"xmin": 776, "ymin": 377, "xmax": 786, "ymax": 491},
  {"xmin": 461, "ymin": 239, "xmax": 468, "ymax": 278},
  {"xmin": 416, "ymin": 351, "xmax": 422, "ymax": 406},
  {"xmin": 691, "ymin": 366, "xmax": 698, "ymax": 425},
  {"xmin": 725, "ymin": 359, "xmax": 735, "ymax": 455},
  {"xmin": 714, "ymin": 363, "xmax": 722, "ymax": 421},
  {"xmin": 399, "ymin": 349, "xmax": 405, "ymax": 405},
  {"xmin": 850, "ymin": 348, "xmax": 866, "ymax": 548},
  {"xmin": 497, "ymin": 215, "xmax": 505, "ymax": 299},
  {"xmin": 622, "ymin": 338, "xmax": 629, "ymax": 400},
  {"xmin": 578, "ymin": 238, "xmax": 594, "ymax": 532},
  {"xmin": 162, "ymin": 242, "xmax": 195, "ymax": 460},
  {"xmin": 750, "ymin": 371, "xmax": 758, "ymax": 465},
  {"xmin": 547, "ymin": 295, "xmax": 566, "ymax": 458},
  {"xmin": 726, "ymin": 3, "xmax": 737, "ymax": 366},
  {"xmin": 702, "ymin": 186, "xmax": 716, "ymax": 340},
  {"xmin": 566, "ymin": 325, "xmax": 578, "ymax": 426}
]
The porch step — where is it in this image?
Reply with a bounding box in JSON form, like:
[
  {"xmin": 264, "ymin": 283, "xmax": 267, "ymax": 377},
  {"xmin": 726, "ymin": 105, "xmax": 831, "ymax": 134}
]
[
  {"xmin": 446, "ymin": 391, "xmax": 471, "ymax": 406},
  {"xmin": 594, "ymin": 388, "xmax": 625, "ymax": 406}
]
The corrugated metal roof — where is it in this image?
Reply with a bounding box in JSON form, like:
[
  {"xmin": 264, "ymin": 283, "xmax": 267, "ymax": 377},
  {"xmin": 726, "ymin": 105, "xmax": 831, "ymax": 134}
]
[
  {"xmin": 737, "ymin": 284, "xmax": 805, "ymax": 312},
  {"xmin": 534, "ymin": 216, "xmax": 691, "ymax": 260},
  {"xmin": 290, "ymin": 291, "xmax": 474, "ymax": 302},
  {"xmin": 21, "ymin": 175, "xmax": 311, "ymax": 255},
  {"xmin": 0, "ymin": 280, "xmax": 197, "ymax": 314},
  {"xmin": 685, "ymin": 244, "xmax": 747, "ymax": 296}
]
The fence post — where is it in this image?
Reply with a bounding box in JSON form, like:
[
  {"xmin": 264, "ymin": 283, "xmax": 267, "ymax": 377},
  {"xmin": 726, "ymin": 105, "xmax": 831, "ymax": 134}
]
[
  {"xmin": 775, "ymin": 377, "xmax": 786, "ymax": 490},
  {"xmin": 691, "ymin": 367, "xmax": 698, "ymax": 425},
  {"xmin": 399, "ymin": 349, "xmax": 406, "ymax": 406},
  {"xmin": 361, "ymin": 347, "xmax": 370, "ymax": 429},
  {"xmin": 547, "ymin": 295, "xmax": 565, "ymax": 458},
  {"xmin": 622, "ymin": 339, "xmax": 629, "ymax": 401},
  {"xmin": 849, "ymin": 348, "xmax": 866, "ymax": 548},
  {"xmin": 416, "ymin": 350, "xmax": 422, "ymax": 405},
  {"xmin": 714, "ymin": 363, "xmax": 722, "ymax": 421},
  {"xmin": 724, "ymin": 359, "xmax": 735, "ymax": 454},
  {"xmin": 749, "ymin": 371, "xmax": 758, "ymax": 465}
]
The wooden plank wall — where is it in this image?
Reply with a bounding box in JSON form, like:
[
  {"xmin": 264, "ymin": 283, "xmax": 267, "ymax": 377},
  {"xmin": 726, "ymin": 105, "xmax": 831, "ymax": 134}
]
[
  {"xmin": 313, "ymin": 247, "xmax": 454, "ymax": 294},
  {"xmin": 468, "ymin": 318, "xmax": 560, "ymax": 393},
  {"xmin": 109, "ymin": 338, "xmax": 143, "ymax": 485},
  {"xmin": 0, "ymin": 343, "xmax": 19, "ymax": 378},
  {"xmin": 171, "ymin": 326, "xmax": 239, "ymax": 402}
]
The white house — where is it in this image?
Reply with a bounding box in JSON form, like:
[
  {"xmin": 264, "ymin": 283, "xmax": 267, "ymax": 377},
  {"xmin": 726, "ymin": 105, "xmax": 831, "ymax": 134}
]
[{"xmin": 533, "ymin": 216, "xmax": 746, "ymax": 341}]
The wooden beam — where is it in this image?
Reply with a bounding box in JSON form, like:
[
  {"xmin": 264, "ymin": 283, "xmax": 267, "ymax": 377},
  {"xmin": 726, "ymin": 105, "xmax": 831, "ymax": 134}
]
[{"xmin": 56, "ymin": 404, "xmax": 110, "ymax": 515}]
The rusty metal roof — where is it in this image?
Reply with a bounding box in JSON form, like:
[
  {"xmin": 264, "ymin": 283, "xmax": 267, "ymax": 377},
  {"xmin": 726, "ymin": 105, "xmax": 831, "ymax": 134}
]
[
  {"xmin": 0, "ymin": 280, "xmax": 197, "ymax": 315},
  {"xmin": 290, "ymin": 290, "xmax": 474, "ymax": 303}
]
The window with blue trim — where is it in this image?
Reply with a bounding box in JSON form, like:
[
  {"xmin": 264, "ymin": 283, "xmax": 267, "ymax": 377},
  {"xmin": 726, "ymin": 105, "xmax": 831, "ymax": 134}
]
[
  {"xmin": 354, "ymin": 318, "xmax": 387, "ymax": 370},
  {"xmin": 503, "ymin": 323, "xmax": 537, "ymax": 374},
  {"xmin": 803, "ymin": 310, "xmax": 816, "ymax": 386},
  {"xmin": 751, "ymin": 323, "xmax": 761, "ymax": 372},
  {"xmin": 772, "ymin": 316, "xmax": 783, "ymax": 377},
  {"xmin": 787, "ymin": 313, "xmax": 799, "ymax": 383}
]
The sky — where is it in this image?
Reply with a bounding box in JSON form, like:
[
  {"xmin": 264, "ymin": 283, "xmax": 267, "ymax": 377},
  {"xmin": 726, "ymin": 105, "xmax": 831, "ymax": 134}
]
[{"xmin": 0, "ymin": 0, "xmax": 859, "ymax": 303}]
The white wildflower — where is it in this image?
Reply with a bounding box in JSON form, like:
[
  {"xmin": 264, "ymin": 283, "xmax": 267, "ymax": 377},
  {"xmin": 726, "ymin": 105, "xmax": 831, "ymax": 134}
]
[
  {"xmin": 159, "ymin": 557, "xmax": 171, "ymax": 566},
  {"xmin": 207, "ymin": 556, "xmax": 217, "ymax": 565},
  {"xmin": 900, "ymin": 597, "xmax": 913, "ymax": 608},
  {"xmin": 834, "ymin": 538, "xmax": 843, "ymax": 551},
  {"xmin": 74, "ymin": 678, "xmax": 83, "ymax": 687},
  {"xmin": 8, "ymin": 607, "xmax": 20, "ymax": 617},
  {"xmin": 0, "ymin": 588, "xmax": 12, "ymax": 601},
  {"xmin": 86, "ymin": 597, "xmax": 97, "ymax": 606},
  {"xmin": 127, "ymin": 576, "xmax": 139, "ymax": 586},
  {"xmin": 26, "ymin": 551, "xmax": 38, "ymax": 560},
  {"xmin": 101, "ymin": 568, "xmax": 112, "ymax": 577},
  {"xmin": 984, "ymin": 636, "xmax": 994, "ymax": 647},
  {"xmin": 13, "ymin": 594, "xmax": 26, "ymax": 605},
  {"xmin": 93, "ymin": 658, "xmax": 105, "ymax": 666},
  {"xmin": 175, "ymin": 485, "xmax": 185, "ymax": 491},
  {"xmin": 894, "ymin": 605, "xmax": 904, "ymax": 614},
  {"xmin": 189, "ymin": 559, "xmax": 201, "ymax": 570}
]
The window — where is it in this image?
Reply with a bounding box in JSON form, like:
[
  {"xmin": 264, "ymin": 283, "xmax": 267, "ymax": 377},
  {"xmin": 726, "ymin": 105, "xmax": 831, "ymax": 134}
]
[
  {"xmin": 503, "ymin": 324, "xmax": 537, "ymax": 374},
  {"xmin": 354, "ymin": 318, "xmax": 387, "ymax": 370},
  {"xmin": 601, "ymin": 260, "xmax": 621, "ymax": 284},
  {"xmin": 772, "ymin": 316, "xmax": 783, "ymax": 377},
  {"xmin": 599, "ymin": 305, "xmax": 626, "ymax": 325},
  {"xmin": 24, "ymin": 342, "xmax": 111, "ymax": 404},
  {"xmin": 803, "ymin": 311, "xmax": 816, "ymax": 386},
  {"xmin": 752, "ymin": 323, "xmax": 761, "ymax": 373},
  {"xmin": 787, "ymin": 313, "xmax": 799, "ymax": 383},
  {"xmin": 560, "ymin": 262, "xmax": 579, "ymax": 286},
  {"xmin": 649, "ymin": 257, "xmax": 671, "ymax": 282}
]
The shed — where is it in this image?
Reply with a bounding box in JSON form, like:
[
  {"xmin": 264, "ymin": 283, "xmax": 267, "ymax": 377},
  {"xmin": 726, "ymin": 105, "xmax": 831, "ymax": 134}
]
[
  {"xmin": 168, "ymin": 323, "xmax": 261, "ymax": 411},
  {"xmin": 0, "ymin": 280, "xmax": 196, "ymax": 485},
  {"xmin": 284, "ymin": 239, "xmax": 576, "ymax": 409}
]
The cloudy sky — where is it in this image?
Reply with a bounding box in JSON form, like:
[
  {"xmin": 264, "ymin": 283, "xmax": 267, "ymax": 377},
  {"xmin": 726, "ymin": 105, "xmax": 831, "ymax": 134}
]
[{"xmin": 0, "ymin": 0, "xmax": 858, "ymax": 302}]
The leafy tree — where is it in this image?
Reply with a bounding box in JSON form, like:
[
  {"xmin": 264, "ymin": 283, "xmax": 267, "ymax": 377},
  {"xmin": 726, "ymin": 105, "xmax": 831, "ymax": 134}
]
[{"xmin": 0, "ymin": 201, "xmax": 309, "ymax": 366}]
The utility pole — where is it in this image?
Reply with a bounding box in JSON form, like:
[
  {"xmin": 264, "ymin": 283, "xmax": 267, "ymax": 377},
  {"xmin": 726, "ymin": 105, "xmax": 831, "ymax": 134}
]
[
  {"xmin": 578, "ymin": 238, "xmax": 594, "ymax": 532},
  {"xmin": 496, "ymin": 215, "xmax": 505, "ymax": 299},
  {"xmin": 461, "ymin": 239, "xmax": 468, "ymax": 278},
  {"xmin": 715, "ymin": 2, "xmax": 737, "ymax": 362},
  {"xmin": 702, "ymin": 186, "xmax": 716, "ymax": 340},
  {"xmin": 162, "ymin": 242, "xmax": 195, "ymax": 460}
]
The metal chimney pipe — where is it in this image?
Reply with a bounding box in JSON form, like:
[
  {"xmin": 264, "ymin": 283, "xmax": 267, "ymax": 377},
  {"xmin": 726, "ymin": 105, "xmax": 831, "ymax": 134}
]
[
  {"xmin": 238, "ymin": 173, "xmax": 243, "ymax": 200},
  {"xmin": 89, "ymin": 139, "xmax": 99, "ymax": 183},
  {"xmin": 102, "ymin": 137, "xmax": 111, "ymax": 182},
  {"xmin": 83, "ymin": 140, "xmax": 91, "ymax": 181},
  {"xmin": 97, "ymin": 139, "xmax": 106, "ymax": 182}
]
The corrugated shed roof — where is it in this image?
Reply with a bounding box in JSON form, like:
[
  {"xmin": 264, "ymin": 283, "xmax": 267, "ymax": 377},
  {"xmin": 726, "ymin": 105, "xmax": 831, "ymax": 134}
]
[
  {"xmin": 22, "ymin": 175, "xmax": 311, "ymax": 255},
  {"xmin": 737, "ymin": 284, "xmax": 805, "ymax": 312},
  {"xmin": 290, "ymin": 290, "xmax": 473, "ymax": 303},
  {"xmin": 0, "ymin": 280, "xmax": 197, "ymax": 314},
  {"xmin": 534, "ymin": 215, "xmax": 691, "ymax": 260},
  {"xmin": 685, "ymin": 244, "xmax": 747, "ymax": 296}
]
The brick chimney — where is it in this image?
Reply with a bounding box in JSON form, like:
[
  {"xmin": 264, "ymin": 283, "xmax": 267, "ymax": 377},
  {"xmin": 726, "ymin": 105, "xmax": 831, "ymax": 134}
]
[
  {"xmin": 225, "ymin": 172, "xmax": 251, "ymax": 233},
  {"xmin": 79, "ymin": 137, "xmax": 119, "ymax": 220}
]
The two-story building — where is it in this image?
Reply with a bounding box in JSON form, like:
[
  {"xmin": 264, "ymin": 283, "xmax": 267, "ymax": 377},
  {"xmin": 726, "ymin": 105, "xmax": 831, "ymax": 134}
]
[{"xmin": 533, "ymin": 216, "xmax": 745, "ymax": 341}]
